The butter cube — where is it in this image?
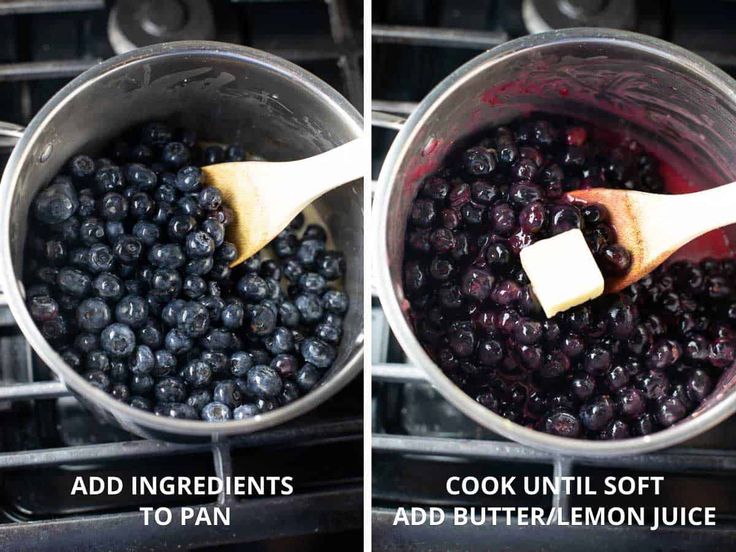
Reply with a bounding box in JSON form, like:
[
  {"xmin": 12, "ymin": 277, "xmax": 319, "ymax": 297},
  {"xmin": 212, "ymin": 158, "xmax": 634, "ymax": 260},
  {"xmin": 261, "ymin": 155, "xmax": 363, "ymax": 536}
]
[{"xmin": 520, "ymin": 229, "xmax": 604, "ymax": 318}]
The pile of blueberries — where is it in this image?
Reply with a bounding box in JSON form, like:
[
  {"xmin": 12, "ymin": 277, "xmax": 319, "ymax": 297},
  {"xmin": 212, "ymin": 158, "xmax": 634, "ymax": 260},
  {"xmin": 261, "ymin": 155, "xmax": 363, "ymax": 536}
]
[
  {"xmin": 25, "ymin": 122, "xmax": 348, "ymax": 422},
  {"xmin": 403, "ymin": 115, "xmax": 731, "ymax": 440}
]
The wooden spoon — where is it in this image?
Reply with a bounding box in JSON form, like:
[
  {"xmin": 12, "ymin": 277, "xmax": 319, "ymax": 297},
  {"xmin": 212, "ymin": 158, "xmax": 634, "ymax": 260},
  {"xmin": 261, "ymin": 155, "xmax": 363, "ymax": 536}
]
[
  {"xmin": 201, "ymin": 138, "xmax": 363, "ymax": 266},
  {"xmin": 567, "ymin": 183, "xmax": 736, "ymax": 293}
]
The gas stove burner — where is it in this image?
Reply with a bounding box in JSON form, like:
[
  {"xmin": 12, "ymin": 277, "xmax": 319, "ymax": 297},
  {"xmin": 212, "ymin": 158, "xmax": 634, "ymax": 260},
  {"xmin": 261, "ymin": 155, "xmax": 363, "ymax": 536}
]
[
  {"xmin": 108, "ymin": 0, "xmax": 215, "ymax": 55},
  {"xmin": 522, "ymin": 0, "xmax": 636, "ymax": 34}
]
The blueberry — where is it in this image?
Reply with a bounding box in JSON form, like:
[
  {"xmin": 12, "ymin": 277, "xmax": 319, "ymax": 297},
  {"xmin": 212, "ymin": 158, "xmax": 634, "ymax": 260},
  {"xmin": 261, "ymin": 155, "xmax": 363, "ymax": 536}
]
[
  {"xmin": 543, "ymin": 410, "xmax": 581, "ymax": 438},
  {"xmin": 129, "ymin": 395, "xmax": 153, "ymax": 411},
  {"xmin": 115, "ymin": 295, "xmax": 148, "ymax": 328},
  {"xmin": 155, "ymin": 182, "xmax": 178, "ymax": 203},
  {"xmin": 200, "ymin": 328, "xmax": 233, "ymax": 351},
  {"xmin": 203, "ymin": 146, "xmax": 224, "ymax": 165},
  {"xmin": 94, "ymin": 166, "xmax": 124, "ymax": 194},
  {"xmin": 200, "ymin": 294, "xmax": 225, "ymax": 321},
  {"xmin": 128, "ymin": 192, "xmax": 154, "ymax": 219},
  {"xmin": 213, "ymin": 380, "xmax": 243, "ymax": 407},
  {"xmin": 162, "ymin": 141, "xmax": 190, "ymax": 168},
  {"xmin": 296, "ymin": 363, "xmax": 321, "ymax": 391},
  {"xmin": 141, "ymin": 122, "xmax": 172, "ymax": 147},
  {"xmin": 177, "ymin": 301, "xmax": 210, "ymax": 337},
  {"xmin": 201, "ymin": 402, "xmax": 232, "ymax": 421},
  {"xmin": 176, "ymin": 195, "xmax": 202, "ymax": 218},
  {"xmin": 106, "ymin": 221, "xmax": 125, "ymax": 242},
  {"xmin": 247, "ymin": 303, "xmax": 277, "ymax": 337},
  {"xmin": 278, "ymin": 302, "xmax": 300, "ymax": 328},
  {"xmin": 655, "ymin": 395, "xmax": 688, "ymax": 427},
  {"xmin": 29, "ymin": 295, "xmax": 59, "ymax": 322},
  {"xmin": 175, "ymin": 166, "xmax": 202, "ymax": 192},
  {"xmin": 100, "ymin": 323, "xmax": 136, "ymax": 357},
  {"xmin": 112, "ymin": 236, "xmax": 143, "ymax": 264},
  {"xmin": 34, "ymin": 177, "xmax": 79, "ymax": 224},
  {"xmin": 580, "ymin": 395, "xmax": 615, "ymax": 431},
  {"xmin": 198, "ymin": 187, "xmax": 222, "ymax": 211},
  {"xmin": 126, "ymin": 163, "xmax": 157, "ymax": 190},
  {"xmin": 76, "ymin": 298, "xmax": 111, "ymax": 331},
  {"xmin": 237, "ymin": 273, "xmax": 268, "ymax": 301},
  {"xmin": 226, "ymin": 144, "xmax": 245, "ymax": 161},
  {"xmin": 184, "ymin": 256, "xmax": 214, "ymax": 276},
  {"xmin": 165, "ymin": 328, "xmax": 193, "ymax": 355},
  {"xmin": 132, "ymin": 221, "xmax": 160, "ymax": 246},
  {"xmin": 82, "ymin": 244, "xmax": 112, "ymax": 274},
  {"xmin": 84, "ymin": 370, "xmax": 111, "ymax": 392},
  {"xmin": 79, "ymin": 218, "xmax": 105, "ymax": 246},
  {"xmin": 167, "ymin": 214, "xmax": 196, "ymax": 241},
  {"xmin": 154, "ymin": 349, "xmax": 177, "ymax": 377},
  {"xmin": 463, "ymin": 147, "xmax": 496, "ymax": 176},
  {"xmin": 230, "ymin": 351, "xmax": 254, "ymax": 377},
  {"xmin": 183, "ymin": 359, "xmax": 212, "ymax": 387},
  {"xmin": 155, "ymin": 376, "xmax": 186, "ymax": 403},
  {"xmin": 296, "ymin": 239, "xmax": 326, "ymax": 268},
  {"xmin": 150, "ymin": 268, "xmax": 181, "ymax": 298},
  {"xmin": 153, "ymin": 201, "xmax": 174, "ymax": 225},
  {"xmin": 75, "ymin": 332, "xmax": 99, "ymax": 354},
  {"xmin": 221, "ymin": 302, "xmax": 244, "ymax": 329},
  {"xmin": 69, "ymin": 154, "xmax": 95, "ymax": 181},
  {"xmin": 264, "ymin": 327, "xmax": 294, "ymax": 354},
  {"xmin": 85, "ymin": 350, "xmax": 110, "ymax": 372},
  {"xmin": 187, "ymin": 389, "xmax": 212, "ymax": 412},
  {"xmin": 156, "ymin": 403, "xmax": 198, "ymax": 419},
  {"xmin": 98, "ymin": 192, "xmax": 127, "ymax": 221},
  {"xmin": 271, "ymin": 354, "xmax": 298, "ymax": 378},
  {"xmin": 245, "ymin": 365, "xmax": 282, "ymax": 398},
  {"xmin": 134, "ymin": 319, "xmax": 160, "ymax": 349},
  {"xmin": 148, "ymin": 243, "xmax": 185, "ymax": 269},
  {"xmin": 57, "ymin": 267, "xmax": 92, "ymax": 297},
  {"xmin": 202, "ymin": 219, "xmax": 225, "ymax": 247},
  {"xmin": 300, "ymin": 337, "xmax": 335, "ymax": 369},
  {"xmin": 294, "ymin": 293, "xmax": 323, "ymax": 324},
  {"xmin": 130, "ymin": 345, "xmax": 155, "ymax": 375},
  {"xmin": 110, "ymin": 383, "xmax": 131, "ymax": 402},
  {"xmin": 233, "ymin": 404, "xmax": 259, "ymax": 419}
]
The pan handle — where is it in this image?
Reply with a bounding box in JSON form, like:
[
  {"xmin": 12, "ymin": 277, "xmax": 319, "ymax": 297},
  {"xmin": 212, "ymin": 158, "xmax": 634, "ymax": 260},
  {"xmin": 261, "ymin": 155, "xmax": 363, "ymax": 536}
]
[
  {"xmin": 0, "ymin": 121, "xmax": 24, "ymax": 149},
  {"xmin": 372, "ymin": 111, "xmax": 406, "ymax": 131}
]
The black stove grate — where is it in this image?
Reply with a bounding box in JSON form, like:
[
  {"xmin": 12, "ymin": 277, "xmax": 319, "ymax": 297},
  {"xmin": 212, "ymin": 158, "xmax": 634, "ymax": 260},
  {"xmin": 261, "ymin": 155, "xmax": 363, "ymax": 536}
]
[
  {"xmin": 372, "ymin": 1, "xmax": 736, "ymax": 550},
  {"xmin": 0, "ymin": 1, "xmax": 363, "ymax": 550}
]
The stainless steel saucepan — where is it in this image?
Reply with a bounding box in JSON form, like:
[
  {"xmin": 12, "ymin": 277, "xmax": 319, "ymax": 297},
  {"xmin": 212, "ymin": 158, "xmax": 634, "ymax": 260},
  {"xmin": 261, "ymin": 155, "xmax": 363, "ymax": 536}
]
[
  {"xmin": 0, "ymin": 41, "xmax": 363, "ymax": 442},
  {"xmin": 374, "ymin": 28, "xmax": 736, "ymax": 456}
]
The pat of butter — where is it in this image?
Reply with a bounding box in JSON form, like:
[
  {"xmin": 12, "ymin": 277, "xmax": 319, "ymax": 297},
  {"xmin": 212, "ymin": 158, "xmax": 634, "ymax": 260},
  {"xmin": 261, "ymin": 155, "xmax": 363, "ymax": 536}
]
[{"xmin": 520, "ymin": 229, "xmax": 604, "ymax": 318}]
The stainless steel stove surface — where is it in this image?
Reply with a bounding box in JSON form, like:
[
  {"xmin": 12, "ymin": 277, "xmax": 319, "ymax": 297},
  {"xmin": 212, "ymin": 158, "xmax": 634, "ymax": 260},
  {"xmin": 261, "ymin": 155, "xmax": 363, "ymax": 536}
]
[
  {"xmin": 0, "ymin": 1, "xmax": 363, "ymax": 550},
  {"xmin": 372, "ymin": 1, "xmax": 736, "ymax": 550}
]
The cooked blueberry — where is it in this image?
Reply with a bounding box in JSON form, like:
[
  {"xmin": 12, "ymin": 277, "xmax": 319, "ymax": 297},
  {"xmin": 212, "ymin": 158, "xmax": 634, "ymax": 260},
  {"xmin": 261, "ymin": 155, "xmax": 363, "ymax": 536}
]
[{"xmin": 543, "ymin": 410, "xmax": 581, "ymax": 438}]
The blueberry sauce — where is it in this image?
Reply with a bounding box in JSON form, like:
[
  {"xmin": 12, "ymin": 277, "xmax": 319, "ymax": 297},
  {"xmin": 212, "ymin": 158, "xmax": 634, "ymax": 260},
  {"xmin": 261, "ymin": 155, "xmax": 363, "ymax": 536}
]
[
  {"xmin": 25, "ymin": 122, "xmax": 348, "ymax": 422},
  {"xmin": 403, "ymin": 115, "xmax": 730, "ymax": 440}
]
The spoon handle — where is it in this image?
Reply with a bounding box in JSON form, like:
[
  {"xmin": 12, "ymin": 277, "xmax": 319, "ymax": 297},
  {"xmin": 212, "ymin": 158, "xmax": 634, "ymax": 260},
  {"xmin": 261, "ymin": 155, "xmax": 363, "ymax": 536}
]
[
  {"xmin": 261, "ymin": 138, "xmax": 364, "ymax": 203},
  {"xmin": 664, "ymin": 180, "xmax": 736, "ymax": 245}
]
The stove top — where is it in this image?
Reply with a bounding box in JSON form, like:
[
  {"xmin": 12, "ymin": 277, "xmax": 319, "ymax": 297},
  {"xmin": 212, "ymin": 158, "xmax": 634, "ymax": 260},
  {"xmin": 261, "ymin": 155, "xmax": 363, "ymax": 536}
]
[
  {"xmin": 372, "ymin": 1, "xmax": 736, "ymax": 550},
  {"xmin": 0, "ymin": 1, "xmax": 363, "ymax": 550}
]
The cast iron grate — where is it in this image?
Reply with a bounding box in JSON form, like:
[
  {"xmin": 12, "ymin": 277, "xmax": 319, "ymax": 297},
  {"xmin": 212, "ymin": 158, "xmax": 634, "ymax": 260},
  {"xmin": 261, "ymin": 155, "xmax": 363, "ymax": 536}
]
[
  {"xmin": 372, "ymin": 1, "xmax": 736, "ymax": 550},
  {"xmin": 0, "ymin": 1, "xmax": 363, "ymax": 550}
]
